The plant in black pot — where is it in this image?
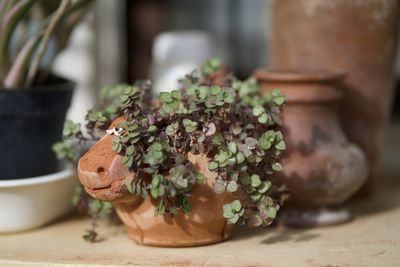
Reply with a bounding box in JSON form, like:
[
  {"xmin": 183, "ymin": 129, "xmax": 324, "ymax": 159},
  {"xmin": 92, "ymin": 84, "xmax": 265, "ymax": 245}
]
[{"xmin": 0, "ymin": 0, "xmax": 92, "ymax": 179}]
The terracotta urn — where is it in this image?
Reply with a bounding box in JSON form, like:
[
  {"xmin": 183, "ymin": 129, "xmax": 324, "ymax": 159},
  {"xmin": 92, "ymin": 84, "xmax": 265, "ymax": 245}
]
[
  {"xmin": 77, "ymin": 119, "xmax": 234, "ymax": 247},
  {"xmin": 268, "ymin": 0, "xmax": 400, "ymax": 194},
  {"xmin": 255, "ymin": 70, "xmax": 368, "ymax": 226}
]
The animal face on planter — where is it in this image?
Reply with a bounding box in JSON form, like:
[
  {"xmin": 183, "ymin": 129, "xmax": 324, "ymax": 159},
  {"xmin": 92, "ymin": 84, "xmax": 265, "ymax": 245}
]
[{"xmin": 58, "ymin": 59, "xmax": 288, "ymax": 246}]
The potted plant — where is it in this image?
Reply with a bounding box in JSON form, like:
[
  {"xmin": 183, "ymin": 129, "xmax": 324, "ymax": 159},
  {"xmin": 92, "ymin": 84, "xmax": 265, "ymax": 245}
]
[
  {"xmin": 0, "ymin": 0, "xmax": 92, "ymax": 179},
  {"xmin": 0, "ymin": 0, "xmax": 92, "ymax": 232},
  {"xmin": 57, "ymin": 59, "xmax": 288, "ymax": 246}
]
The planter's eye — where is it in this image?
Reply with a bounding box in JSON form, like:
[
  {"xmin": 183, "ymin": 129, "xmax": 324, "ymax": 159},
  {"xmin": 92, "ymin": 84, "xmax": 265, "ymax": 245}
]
[{"xmin": 106, "ymin": 127, "xmax": 123, "ymax": 136}]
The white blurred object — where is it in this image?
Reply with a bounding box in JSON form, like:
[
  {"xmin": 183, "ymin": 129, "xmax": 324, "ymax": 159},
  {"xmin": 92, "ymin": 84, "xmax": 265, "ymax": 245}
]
[
  {"xmin": 52, "ymin": 17, "xmax": 96, "ymax": 123},
  {"xmin": 151, "ymin": 31, "xmax": 214, "ymax": 95},
  {"xmin": 0, "ymin": 168, "xmax": 77, "ymax": 233}
]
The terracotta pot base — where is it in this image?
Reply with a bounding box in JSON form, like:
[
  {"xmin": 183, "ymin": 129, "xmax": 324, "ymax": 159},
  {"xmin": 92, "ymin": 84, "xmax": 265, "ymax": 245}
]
[
  {"xmin": 125, "ymin": 226, "xmax": 233, "ymax": 247},
  {"xmin": 116, "ymin": 202, "xmax": 234, "ymax": 247},
  {"xmin": 278, "ymin": 208, "xmax": 351, "ymax": 228}
]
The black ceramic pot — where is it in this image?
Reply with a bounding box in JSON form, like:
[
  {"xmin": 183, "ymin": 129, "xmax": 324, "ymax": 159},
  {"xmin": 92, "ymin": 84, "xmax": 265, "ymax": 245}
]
[{"xmin": 0, "ymin": 76, "xmax": 74, "ymax": 179}]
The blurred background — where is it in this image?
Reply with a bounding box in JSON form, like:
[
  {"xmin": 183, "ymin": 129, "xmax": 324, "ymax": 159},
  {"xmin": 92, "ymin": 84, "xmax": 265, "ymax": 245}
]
[
  {"xmin": 56, "ymin": 0, "xmax": 271, "ymax": 122},
  {"xmin": 55, "ymin": 0, "xmax": 400, "ymax": 124}
]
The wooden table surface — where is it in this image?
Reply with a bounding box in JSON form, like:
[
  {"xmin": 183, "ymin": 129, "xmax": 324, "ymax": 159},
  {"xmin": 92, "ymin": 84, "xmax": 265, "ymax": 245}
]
[{"xmin": 1, "ymin": 125, "xmax": 399, "ymax": 267}]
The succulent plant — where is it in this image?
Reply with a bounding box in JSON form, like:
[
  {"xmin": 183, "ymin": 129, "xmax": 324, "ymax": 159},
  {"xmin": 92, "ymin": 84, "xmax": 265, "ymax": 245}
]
[{"xmin": 55, "ymin": 59, "xmax": 288, "ymax": 241}]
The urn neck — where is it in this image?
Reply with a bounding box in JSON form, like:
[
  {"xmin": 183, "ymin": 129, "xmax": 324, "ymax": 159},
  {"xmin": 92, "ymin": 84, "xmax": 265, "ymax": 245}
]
[{"xmin": 254, "ymin": 69, "xmax": 346, "ymax": 104}]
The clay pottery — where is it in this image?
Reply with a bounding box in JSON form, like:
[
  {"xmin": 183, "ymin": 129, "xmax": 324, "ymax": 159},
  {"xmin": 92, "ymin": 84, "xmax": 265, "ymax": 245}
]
[
  {"xmin": 268, "ymin": 0, "xmax": 400, "ymax": 194},
  {"xmin": 255, "ymin": 69, "xmax": 368, "ymax": 227},
  {"xmin": 77, "ymin": 119, "xmax": 234, "ymax": 247}
]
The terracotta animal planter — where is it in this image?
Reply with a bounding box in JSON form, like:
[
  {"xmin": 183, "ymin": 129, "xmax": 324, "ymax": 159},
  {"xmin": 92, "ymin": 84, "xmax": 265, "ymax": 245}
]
[
  {"xmin": 268, "ymin": 0, "xmax": 400, "ymax": 195},
  {"xmin": 255, "ymin": 70, "xmax": 368, "ymax": 226},
  {"xmin": 77, "ymin": 119, "xmax": 234, "ymax": 247}
]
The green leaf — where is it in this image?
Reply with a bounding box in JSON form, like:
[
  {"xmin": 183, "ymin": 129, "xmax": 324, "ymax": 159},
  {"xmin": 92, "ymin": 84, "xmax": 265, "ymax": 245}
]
[
  {"xmin": 231, "ymin": 200, "xmax": 241, "ymax": 212},
  {"xmin": 160, "ymin": 92, "xmax": 172, "ymax": 103},
  {"xmin": 227, "ymin": 142, "xmax": 237, "ymax": 154},
  {"xmin": 183, "ymin": 119, "xmax": 198, "ymax": 133},
  {"xmin": 266, "ymin": 207, "xmax": 277, "ymax": 219},
  {"xmin": 227, "ymin": 157, "xmax": 236, "ymax": 166},
  {"xmin": 166, "ymin": 121, "xmax": 179, "ymax": 136},
  {"xmin": 248, "ymin": 214, "xmax": 263, "ymax": 227},
  {"xmin": 158, "ymin": 185, "xmax": 165, "ymax": 197},
  {"xmin": 227, "ymin": 181, "xmax": 238, "ymax": 192},
  {"xmin": 257, "ymin": 181, "xmax": 272, "ymax": 194},
  {"xmin": 155, "ymin": 199, "xmax": 165, "ymax": 216},
  {"xmin": 230, "ymin": 172, "xmax": 239, "ymax": 181},
  {"xmin": 250, "ymin": 192, "xmax": 261, "ymax": 202},
  {"xmin": 228, "ymin": 213, "xmax": 240, "ymax": 224},
  {"xmin": 119, "ymin": 95, "xmax": 129, "ymax": 103},
  {"xmin": 151, "ymin": 175, "xmax": 161, "ymax": 187},
  {"xmin": 257, "ymin": 113, "xmax": 269, "ymax": 124},
  {"xmin": 273, "ymin": 96, "xmax": 285, "ymax": 106},
  {"xmin": 236, "ymin": 152, "xmax": 245, "ymax": 164},
  {"xmin": 123, "ymin": 155, "xmax": 133, "ymax": 168},
  {"xmin": 250, "ymin": 174, "xmax": 262, "ymax": 187},
  {"xmin": 211, "ymin": 85, "xmax": 222, "ymax": 95},
  {"xmin": 245, "ymin": 137, "xmax": 258, "ymax": 148},
  {"xmin": 162, "ymin": 103, "xmax": 174, "ymax": 113},
  {"xmin": 208, "ymin": 161, "xmax": 219, "ymax": 171},
  {"xmin": 150, "ymin": 142, "xmax": 163, "ymax": 151},
  {"xmin": 127, "ymin": 182, "xmax": 136, "ymax": 193},
  {"xmin": 194, "ymin": 172, "xmax": 206, "ymax": 183},
  {"xmin": 162, "ymin": 141, "xmax": 171, "ymax": 152},
  {"xmin": 202, "ymin": 58, "xmax": 221, "ymax": 75},
  {"xmin": 272, "ymin": 162, "xmax": 283, "ymax": 171},
  {"xmin": 126, "ymin": 146, "xmax": 135, "ymax": 156},
  {"xmin": 272, "ymin": 88, "xmax": 281, "ymax": 97},
  {"xmin": 147, "ymin": 125, "xmax": 157, "ymax": 132},
  {"xmin": 182, "ymin": 197, "xmax": 192, "ymax": 214},
  {"xmin": 150, "ymin": 187, "xmax": 159, "ymax": 198},
  {"xmin": 239, "ymin": 175, "xmax": 251, "ymax": 186},
  {"xmin": 258, "ymin": 136, "xmax": 272, "ymax": 150},
  {"xmin": 63, "ymin": 120, "xmax": 81, "ymax": 137},
  {"xmin": 171, "ymin": 90, "xmax": 181, "ymax": 99},
  {"xmin": 213, "ymin": 180, "xmax": 225, "ymax": 194},
  {"xmin": 215, "ymin": 150, "xmax": 229, "ymax": 163},
  {"xmin": 212, "ymin": 134, "xmax": 223, "ymax": 145},
  {"xmin": 223, "ymin": 204, "xmax": 235, "ymax": 219},
  {"xmin": 112, "ymin": 138, "xmax": 122, "ymax": 153},
  {"xmin": 252, "ymin": 105, "xmax": 264, "ymax": 116},
  {"xmin": 275, "ymin": 140, "xmax": 286, "ymax": 150},
  {"xmin": 224, "ymin": 94, "xmax": 235, "ymax": 104}
]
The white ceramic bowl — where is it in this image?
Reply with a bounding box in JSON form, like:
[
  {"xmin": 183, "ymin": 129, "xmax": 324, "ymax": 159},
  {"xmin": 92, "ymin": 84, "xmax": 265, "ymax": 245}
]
[{"xmin": 0, "ymin": 168, "xmax": 77, "ymax": 233}]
